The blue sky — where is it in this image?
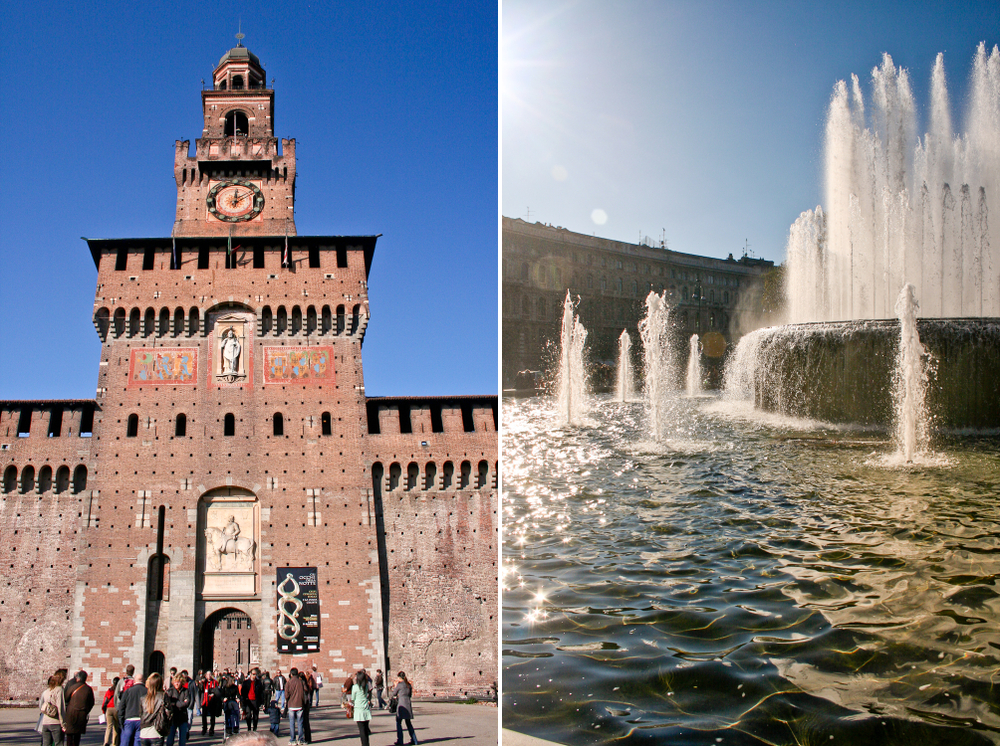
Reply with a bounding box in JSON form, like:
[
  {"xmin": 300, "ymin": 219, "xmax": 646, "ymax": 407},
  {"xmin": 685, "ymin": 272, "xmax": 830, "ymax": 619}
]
[
  {"xmin": 502, "ymin": 0, "xmax": 998, "ymax": 263},
  {"xmin": 1, "ymin": 0, "xmax": 497, "ymax": 399}
]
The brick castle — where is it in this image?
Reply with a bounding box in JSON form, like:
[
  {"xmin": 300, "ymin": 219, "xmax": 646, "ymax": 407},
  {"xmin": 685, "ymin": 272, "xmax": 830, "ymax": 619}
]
[{"xmin": 0, "ymin": 42, "xmax": 497, "ymax": 701}]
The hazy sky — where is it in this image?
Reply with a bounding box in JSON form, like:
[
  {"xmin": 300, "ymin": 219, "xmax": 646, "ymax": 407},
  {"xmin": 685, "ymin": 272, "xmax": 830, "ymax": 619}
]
[
  {"xmin": 502, "ymin": 0, "xmax": 998, "ymax": 263},
  {"xmin": 1, "ymin": 0, "xmax": 496, "ymax": 400}
]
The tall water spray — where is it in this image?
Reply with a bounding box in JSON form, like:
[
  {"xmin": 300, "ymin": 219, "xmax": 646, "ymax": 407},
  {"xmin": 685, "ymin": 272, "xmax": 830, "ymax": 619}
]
[
  {"xmin": 786, "ymin": 44, "xmax": 1000, "ymax": 322},
  {"xmin": 556, "ymin": 290, "xmax": 589, "ymax": 425},
  {"xmin": 616, "ymin": 329, "xmax": 635, "ymax": 402},
  {"xmin": 639, "ymin": 290, "xmax": 674, "ymax": 440},
  {"xmin": 892, "ymin": 285, "xmax": 931, "ymax": 462},
  {"xmin": 686, "ymin": 334, "xmax": 702, "ymax": 397}
]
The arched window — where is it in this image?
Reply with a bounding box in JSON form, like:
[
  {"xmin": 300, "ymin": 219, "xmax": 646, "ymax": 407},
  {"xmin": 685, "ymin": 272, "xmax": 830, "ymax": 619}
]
[
  {"xmin": 127, "ymin": 414, "xmax": 139, "ymax": 438},
  {"xmin": 73, "ymin": 465, "xmax": 87, "ymax": 493},
  {"xmin": 38, "ymin": 465, "xmax": 52, "ymax": 493},
  {"xmin": 144, "ymin": 308, "xmax": 155, "ymax": 337},
  {"xmin": 224, "ymin": 414, "xmax": 235, "ymax": 436},
  {"xmin": 231, "ymin": 76, "xmax": 244, "ymax": 91},
  {"xmin": 424, "ymin": 462, "xmax": 437, "ymax": 490},
  {"xmin": 291, "ymin": 306, "xmax": 302, "ymax": 334},
  {"xmin": 307, "ymin": 306, "xmax": 317, "ymax": 335},
  {"xmin": 388, "ymin": 462, "xmax": 401, "ymax": 491},
  {"xmin": 336, "ymin": 305, "xmax": 346, "ymax": 334},
  {"xmin": 459, "ymin": 461, "xmax": 472, "ymax": 489},
  {"xmin": 129, "ymin": 308, "xmax": 141, "ymax": 337},
  {"xmin": 96, "ymin": 308, "xmax": 111, "ymax": 340},
  {"xmin": 224, "ymin": 110, "xmax": 249, "ymax": 136},
  {"xmin": 351, "ymin": 305, "xmax": 361, "ymax": 334},
  {"xmin": 273, "ymin": 413, "xmax": 284, "ymax": 436},
  {"xmin": 159, "ymin": 308, "xmax": 170, "ymax": 336},
  {"xmin": 189, "ymin": 307, "xmax": 200, "ymax": 336},
  {"xmin": 277, "ymin": 307, "xmax": 288, "ymax": 334},
  {"xmin": 262, "ymin": 306, "xmax": 273, "ymax": 336},
  {"xmin": 406, "ymin": 463, "xmax": 419, "ymax": 491},
  {"xmin": 173, "ymin": 307, "xmax": 184, "ymax": 337},
  {"xmin": 114, "ymin": 308, "xmax": 126, "ymax": 337},
  {"xmin": 321, "ymin": 412, "xmax": 331, "ymax": 436},
  {"xmin": 2, "ymin": 466, "xmax": 16, "ymax": 494},
  {"xmin": 175, "ymin": 414, "xmax": 187, "ymax": 437},
  {"xmin": 55, "ymin": 466, "xmax": 70, "ymax": 494},
  {"xmin": 20, "ymin": 465, "xmax": 35, "ymax": 494},
  {"xmin": 441, "ymin": 461, "xmax": 454, "ymax": 490},
  {"xmin": 477, "ymin": 460, "xmax": 489, "ymax": 489},
  {"xmin": 321, "ymin": 306, "xmax": 332, "ymax": 334}
]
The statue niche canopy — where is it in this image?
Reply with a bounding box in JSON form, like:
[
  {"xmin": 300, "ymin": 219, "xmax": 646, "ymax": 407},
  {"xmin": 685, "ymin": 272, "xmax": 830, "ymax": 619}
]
[{"xmin": 197, "ymin": 487, "xmax": 258, "ymax": 598}]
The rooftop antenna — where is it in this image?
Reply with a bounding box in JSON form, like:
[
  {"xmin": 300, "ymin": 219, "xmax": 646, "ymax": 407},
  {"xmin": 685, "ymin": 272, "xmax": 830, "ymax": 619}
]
[
  {"xmin": 525, "ymin": 207, "xmax": 533, "ymax": 222},
  {"xmin": 236, "ymin": 19, "xmax": 244, "ymax": 47}
]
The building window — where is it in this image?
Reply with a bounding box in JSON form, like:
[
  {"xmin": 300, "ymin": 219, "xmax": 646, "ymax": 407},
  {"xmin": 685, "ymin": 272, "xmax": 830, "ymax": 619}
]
[
  {"xmin": 224, "ymin": 413, "xmax": 235, "ymax": 436},
  {"xmin": 126, "ymin": 414, "xmax": 139, "ymax": 438},
  {"xmin": 175, "ymin": 414, "xmax": 187, "ymax": 437},
  {"xmin": 273, "ymin": 413, "xmax": 284, "ymax": 436},
  {"xmin": 321, "ymin": 412, "xmax": 332, "ymax": 436}
]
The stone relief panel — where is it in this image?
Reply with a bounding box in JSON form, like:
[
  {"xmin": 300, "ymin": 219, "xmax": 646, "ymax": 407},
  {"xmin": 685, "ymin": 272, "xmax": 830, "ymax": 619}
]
[
  {"xmin": 128, "ymin": 348, "xmax": 198, "ymax": 386},
  {"xmin": 263, "ymin": 346, "xmax": 336, "ymax": 385},
  {"xmin": 198, "ymin": 489, "xmax": 258, "ymax": 598},
  {"xmin": 209, "ymin": 311, "xmax": 253, "ymax": 389}
]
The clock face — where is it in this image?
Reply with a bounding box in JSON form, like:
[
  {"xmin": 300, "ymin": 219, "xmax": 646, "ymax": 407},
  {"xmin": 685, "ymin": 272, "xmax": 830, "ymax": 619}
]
[{"xmin": 207, "ymin": 180, "xmax": 265, "ymax": 222}]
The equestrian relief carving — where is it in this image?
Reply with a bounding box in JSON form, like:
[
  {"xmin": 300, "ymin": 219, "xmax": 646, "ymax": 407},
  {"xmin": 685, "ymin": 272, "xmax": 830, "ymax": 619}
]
[{"xmin": 204, "ymin": 515, "xmax": 257, "ymax": 571}]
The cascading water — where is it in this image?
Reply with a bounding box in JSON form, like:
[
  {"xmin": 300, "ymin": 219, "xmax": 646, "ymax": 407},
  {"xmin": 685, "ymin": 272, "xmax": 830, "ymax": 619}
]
[
  {"xmin": 727, "ymin": 44, "xmax": 1000, "ymax": 435},
  {"xmin": 639, "ymin": 290, "xmax": 674, "ymax": 440},
  {"xmin": 556, "ymin": 290, "xmax": 589, "ymax": 425},
  {"xmin": 686, "ymin": 334, "xmax": 702, "ymax": 397},
  {"xmin": 786, "ymin": 44, "xmax": 1000, "ymax": 322},
  {"xmin": 892, "ymin": 284, "xmax": 931, "ymax": 462},
  {"xmin": 615, "ymin": 329, "xmax": 634, "ymax": 402}
]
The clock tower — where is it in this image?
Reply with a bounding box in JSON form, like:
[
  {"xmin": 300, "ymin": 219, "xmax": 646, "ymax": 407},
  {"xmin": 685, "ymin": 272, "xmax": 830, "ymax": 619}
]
[{"xmin": 173, "ymin": 39, "xmax": 296, "ymax": 237}]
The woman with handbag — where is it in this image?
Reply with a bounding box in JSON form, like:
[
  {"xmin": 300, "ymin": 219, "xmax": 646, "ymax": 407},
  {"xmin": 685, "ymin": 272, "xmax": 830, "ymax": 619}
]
[
  {"xmin": 37, "ymin": 673, "xmax": 67, "ymax": 746},
  {"xmin": 391, "ymin": 672, "xmax": 419, "ymax": 746},
  {"xmin": 139, "ymin": 672, "xmax": 166, "ymax": 746}
]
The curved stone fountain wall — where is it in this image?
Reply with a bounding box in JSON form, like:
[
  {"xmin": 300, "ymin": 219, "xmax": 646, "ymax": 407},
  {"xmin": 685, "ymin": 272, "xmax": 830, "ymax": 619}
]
[{"xmin": 726, "ymin": 319, "xmax": 1000, "ymax": 429}]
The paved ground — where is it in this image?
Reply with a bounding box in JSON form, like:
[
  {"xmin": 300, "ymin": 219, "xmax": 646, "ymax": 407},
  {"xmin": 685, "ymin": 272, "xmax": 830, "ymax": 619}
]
[{"xmin": 1, "ymin": 701, "xmax": 498, "ymax": 745}]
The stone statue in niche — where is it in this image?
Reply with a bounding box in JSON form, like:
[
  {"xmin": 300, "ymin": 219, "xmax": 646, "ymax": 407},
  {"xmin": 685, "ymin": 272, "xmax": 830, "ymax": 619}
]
[
  {"xmin": 213, "ymin": 314, "xmax": 249, "ymax": 384},
  {"xmin": 221, "ymin": 328, "xmax": 242, "ymax": 375}
]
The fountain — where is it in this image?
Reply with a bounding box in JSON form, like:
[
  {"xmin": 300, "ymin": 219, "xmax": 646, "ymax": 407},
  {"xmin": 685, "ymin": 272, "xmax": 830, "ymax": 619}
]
[
  {"xmin": 615, "ymin": 329, "xmax": 635, "ymax": 402},
  {"xmin": 729, "ymin": 44, "xmax": 1000, "ymax": 431},
  {"xmin": 503, "ymin": 46, "xmax": 1000, "ymax": 745},
  {"xmin": 555, "ymin": 290, "xmax": 589, "ymax": 425},
  {"xmin": 686, "ymin": 334, "xmax": 702, "ymax": 397},
  {"xmin": 638, "ymin": 290, "xmax": 674, "ymax": 440}
]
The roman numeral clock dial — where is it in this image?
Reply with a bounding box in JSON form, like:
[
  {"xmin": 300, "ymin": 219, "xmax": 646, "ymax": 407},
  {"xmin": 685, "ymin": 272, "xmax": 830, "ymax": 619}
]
[{"xmin": 207, "ymin": 179, "xmax": 265, "ymax": 222}]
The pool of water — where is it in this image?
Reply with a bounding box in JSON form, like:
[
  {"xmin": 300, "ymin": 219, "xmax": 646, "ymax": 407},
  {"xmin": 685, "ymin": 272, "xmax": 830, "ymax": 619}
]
[{"xmin": 502, "ymin": 394, "xmax": 1000, "ymax": 745}]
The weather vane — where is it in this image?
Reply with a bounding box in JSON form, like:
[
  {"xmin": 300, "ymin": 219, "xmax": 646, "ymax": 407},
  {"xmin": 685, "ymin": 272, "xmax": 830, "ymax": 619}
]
[{"xmin": 236, "ymin": 19, "xmax": 244, "ymax": 47}]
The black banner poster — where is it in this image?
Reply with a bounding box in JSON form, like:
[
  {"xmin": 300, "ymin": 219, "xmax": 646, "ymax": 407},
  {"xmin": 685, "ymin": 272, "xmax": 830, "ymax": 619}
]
[{"xmin": 276, "ymin": 567, "xmax": 320, "ymax": 653}]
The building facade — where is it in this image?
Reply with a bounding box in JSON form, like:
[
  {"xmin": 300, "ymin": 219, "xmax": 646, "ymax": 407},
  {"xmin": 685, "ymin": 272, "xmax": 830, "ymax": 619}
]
[
  {"xmin": 0, "ymin": 44, "xmax": 496, "ymax": 701},
  {"xmin": 501, "ymin": 216, "xmax": 776, "ymax": 389}
]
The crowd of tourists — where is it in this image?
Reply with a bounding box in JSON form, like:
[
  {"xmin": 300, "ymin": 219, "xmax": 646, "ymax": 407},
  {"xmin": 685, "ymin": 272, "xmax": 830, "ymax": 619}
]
[{"xmin": 36, "ymin": 663, "xmax": 420, "ymax": 746}]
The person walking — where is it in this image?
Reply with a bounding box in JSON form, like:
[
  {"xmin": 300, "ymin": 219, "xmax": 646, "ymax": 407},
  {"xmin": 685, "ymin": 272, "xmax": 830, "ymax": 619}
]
[
  {"xmin": 102, "ymin": 676, "xmax": 121, "ymax": 746},
  {"xmin": 164, "ymin": 673, "xmax": 191, "ymax": 746},
  {"xmin": 272, "ymin": 670, "xmax": 286, "ymax": 710},
  {"xmin": 222, "ymin": 675, "xmax": 242, "ymax": 740},
  {"xmin": 350, "ymin": 671, "xmax": 373, "ymax": 746},
  {"xmin": 373, "ymin": 670, "xmax": 385, "ymax": 710},
  {"xmin": 199, "ymin": 671, "xmax": 218, "ymax": 737},
  {"xmin": 63, "ymin": 671, "xmax": 96, "ymax": 746},
  {"xmin": 391, "ymin": 672, "xmax": 418, "ymax": 746},
  {"xmin": 139, "ymin": 673, "xmax": 165, "ymax": 746},
  {"xmin": 284, "ymin": 667, "xmax": 306, "ymax": 746},
  {"xmin": 38, "ymin": 673, "xmax": 67, "ymax": 746},
  {"xmin": 119, "ymin": 674, "xmax": 147, "ymax": 746},
  {"xmin": 310, "ymin": 666, "xmax": 322, "ymax": 707},
  {"xmin": 300, "ymin": 671, "xmax": 313, "ymax": 744}
]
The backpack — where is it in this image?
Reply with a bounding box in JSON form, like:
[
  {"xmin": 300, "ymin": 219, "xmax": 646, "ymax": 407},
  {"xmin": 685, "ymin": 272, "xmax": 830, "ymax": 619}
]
[
  {"xmin": 153, "ymin": 698, "xmax": 171, "ymax": 736},
  {"xmin": 114, "ymin": 677, "xmax": 134, "ymax": 710}
]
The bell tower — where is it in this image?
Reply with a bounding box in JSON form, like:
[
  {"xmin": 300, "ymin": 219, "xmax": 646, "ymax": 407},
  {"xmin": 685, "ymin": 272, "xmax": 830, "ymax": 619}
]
[{"xmin": 173, "ymin": 35, "xmax": 296, "ymax": 238}]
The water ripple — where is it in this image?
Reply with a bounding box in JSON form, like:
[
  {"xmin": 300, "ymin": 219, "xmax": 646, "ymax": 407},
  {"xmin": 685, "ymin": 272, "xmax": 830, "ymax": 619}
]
[{"xmin": 503, "ymin": 394, "xmax": 1000, "ymax": 745}]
